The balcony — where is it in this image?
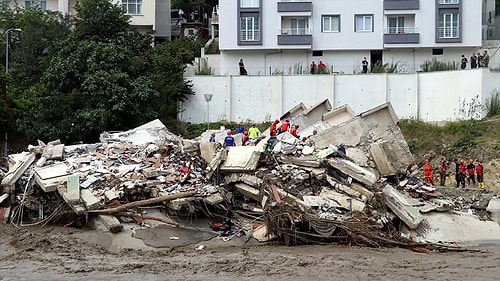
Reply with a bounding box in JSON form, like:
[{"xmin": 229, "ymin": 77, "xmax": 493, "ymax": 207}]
[
  {"xmin": 278, "ymin": 28, "xmax": 312, "ymax": 45},
  {"xmin": 277, "ymin": 0, "xmax": 312, "ymax": 13},
  {"xmin": 384, "ymin": 27, "xmax": 420, "ymax": 44},
  {"xmin": 384, "ymin": 0, "xmax": 419, "ymax": 10}
]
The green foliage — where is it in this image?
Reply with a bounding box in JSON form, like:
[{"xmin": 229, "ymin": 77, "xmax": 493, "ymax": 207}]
[
  {"xmin": 485, "ymin": 90, "xmax": 500, "ymax": 117},
  {"xmin": 4, "ymin": 1, "xmax": 200, "ymax": 144},
  {"xmin": 206, "ymin": 41, "xmax": 220, "ymax": 54},
  {"xmin": 370, "ymin": 61, "xmax": 399, "ymax": 73},
  {"xmin": 73, "ymin": 0, "xmax": 131, "ymax": 42},
  {"xmin": 420, "ymin": 58, "xmax": 457, "ymax": 72}
]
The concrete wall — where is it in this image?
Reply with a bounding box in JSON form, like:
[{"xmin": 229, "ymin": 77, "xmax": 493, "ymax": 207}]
[{"xmin": 180, "ymin": 69, "xmax": 500, "ymax": 124}]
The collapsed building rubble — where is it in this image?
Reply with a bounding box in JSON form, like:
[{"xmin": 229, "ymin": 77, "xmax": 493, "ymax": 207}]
[{"xmin": 1, "ymin": 102, "xmax": 499, "ymax": 251}]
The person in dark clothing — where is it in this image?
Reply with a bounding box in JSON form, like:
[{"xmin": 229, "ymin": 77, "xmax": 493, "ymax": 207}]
[
  {"xmin": 470, "ymin": 53, "xmax": 477, "ymax": 69},
  {"xmin": 362, "ymin": 57, "xmax": 369, "ymax": 73},
  {"xmin": 239, "ymin": 59, "xmax": 247, "ymax": 75},
  {"xmin": 310, "ymin": 61, "xmax": 316, "ymax": 74},
  {"xmin": 224, "ymin": 130, "xmax": 235, "ymax": 147},
  {"xmin": 438, "ymin": 156, "xmax": 447, "ymax": 186},
  {"xmin": 477, "ymin": 52, "xmax": 483, "ymax": 67},
  {"xmin": 460, "ymin": 55, "xmax": 468, "ymax": 70},
  {"xmin": 454, "ymin": 159, "xmax": 460, "ymax": 187},
  {"xmin": 466, "ymin": 159, "xmax": 476, "ymax": 187}
]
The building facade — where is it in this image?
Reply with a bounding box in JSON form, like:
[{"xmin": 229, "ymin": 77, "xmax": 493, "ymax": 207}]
[
  {"xmin": 6, "ymin": 0, "xmax": 171, "ymax": 41},
  {"xmin": 217, "ymin": 0, "xmax": 487, "ymax": 75}
]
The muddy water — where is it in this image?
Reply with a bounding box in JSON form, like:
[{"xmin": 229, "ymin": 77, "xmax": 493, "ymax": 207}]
[{"xmin": 1, "ymin": 225, "xmax": 499, "ymax": 281}]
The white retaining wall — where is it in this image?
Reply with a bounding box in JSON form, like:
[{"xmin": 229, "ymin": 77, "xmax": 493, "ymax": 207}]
[{"xmin": 179, "ymin": 69, "xmax": 500, "ymax": 124}]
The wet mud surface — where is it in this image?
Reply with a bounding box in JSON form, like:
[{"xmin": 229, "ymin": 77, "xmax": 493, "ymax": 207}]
[{"xmin": 0, "ymin": 225, "xmax": 499, "ymax": 281}]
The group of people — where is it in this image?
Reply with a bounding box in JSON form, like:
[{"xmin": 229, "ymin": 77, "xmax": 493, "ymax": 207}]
[
  {"xmin": 460, "ymin": 50, "xmax": 490, "ymax": 69},
  {"xmin": 208, "ymin": 122, "xmax": 263, "ymax": 147},
  {"xmin": 310, "ymin": 61, "xmax": 327, "ymax": 74},
  {"xmin": 422, "ymin": 157, "xmax": 485, "ymax": 188}
]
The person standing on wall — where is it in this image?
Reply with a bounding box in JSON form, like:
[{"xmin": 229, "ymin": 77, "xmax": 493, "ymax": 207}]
[
  {"xmin": 362, "ymin": 57, "xmax": 369, "ymax": 73},
  {"xmin": 239, "ymin": 59, "xmax": 247, "ymax": 75},
  {"xmin": 470, "ymin": 53, "xmax": 477, "ymax": 69},
  {"xmin": 318, "ymin": 61, "xmax": 326, "ymax": 74},
  {"xmin": 310, "ymin": 61, "xmax": 316, "ymax": 74},
  {"xmin": 482, "ymin": 50, "xmax": 490, "ymax": 67},
  {"xmin": 460, "ymin": 55, "xmax": 468, "ymax": 70},
  {"xmin": 477, "ymin": 52, "xmax": 483, "ymax": 67}
]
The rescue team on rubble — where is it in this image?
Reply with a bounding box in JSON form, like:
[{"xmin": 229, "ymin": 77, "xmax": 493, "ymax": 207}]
[
  {"xmin": 421, "ymin": 157, "xmax": 485, "ymax": 188},
  {"xmin": 208, "ymin": 120, "xmax": 309, "ymax": 147}
]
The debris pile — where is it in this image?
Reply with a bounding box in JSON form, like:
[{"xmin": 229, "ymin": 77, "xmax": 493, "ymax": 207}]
[{"xmin": 1, "ymin": 101, "xmax": 499, "ymax": 250}]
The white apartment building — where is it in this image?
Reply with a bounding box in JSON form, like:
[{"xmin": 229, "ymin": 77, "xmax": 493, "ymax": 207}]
[
  {"xmin": 6, "ymin": 0, "xmax": 171, "ymax": 41},
  {"xmin": 217, "ymin": 0, "xmax": 487, "ymax": 75}
]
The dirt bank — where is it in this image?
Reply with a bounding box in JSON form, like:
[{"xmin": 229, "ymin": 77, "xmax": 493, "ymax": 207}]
[{"xmin": 0, "ymin": 225, "xmax": 499, "ymax": 281}]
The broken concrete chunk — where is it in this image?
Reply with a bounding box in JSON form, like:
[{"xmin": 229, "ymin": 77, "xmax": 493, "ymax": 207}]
[
  {"xmin": 320, "ymin": 188, "xmax": 365, "ymax": 212},
  {"xmin": 235, "ymin": 183, "xmax": 261, "ymax": 201},
  {"xmin": 382, "ymin": 185, "xmax": 424, "ymax": 229},
  {"xmin": 65, "ymin": 175, "xmax": 80, "ymax": 203},
  {"xmin": 34, "ymin": 162, "xmax": 71, "ymax": 193},
  {"xmin": 327, "ymin": 158, "xmax": 377, "ymax": 186},
  {"xmin": 81, "ymin": 189, "xmax": 100, "ymax": 210},
  {"xmin": 95, "ymin": 215, "xmax": 123, "ymax": 233},
  {"xmin": 203, "ymin": 193, "xmax": 224, "ymax": 205},
  {"xmin": 221, "ymin": 146, "xmax": 261, "ymax": 172},
  {"xmin": 80, "ymin": 175, "xmax": 99, "ymax": 189},
  {"xmin": 1, "ymin": 152, "xmax": 36, "ymax": 187}
]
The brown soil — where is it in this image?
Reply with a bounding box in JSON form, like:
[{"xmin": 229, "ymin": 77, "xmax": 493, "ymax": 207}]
[{"xmin": 0, "ymin": 224, "xmax": 499, "ymax": 280}]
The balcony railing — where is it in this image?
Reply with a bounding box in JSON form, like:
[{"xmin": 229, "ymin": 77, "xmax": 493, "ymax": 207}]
[
  {"xmin": 240, "ymin": 30, "xmax": 261, "ymax": 42},
  {"xmin": 384, "ymin": 27, "xmax": 418, "ymax": 34},
  {"xmin": 280, "ymin": 28, "xmax": 312, "ymax": 35},
  {"xmin": 438, "ymin": 0, "xmax": 459, "ymax": 4},
  {"xmin": 437, "ymin": 27, "xmax": 459, "ymax": 38}
]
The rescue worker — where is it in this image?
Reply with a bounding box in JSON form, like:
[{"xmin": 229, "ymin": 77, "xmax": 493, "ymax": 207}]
[
  {"xmin": 290, "ymin": 124, "xmax": 299, "ymax": 138},
  {"xmin": 242, "ymin": 130, "xmax": 249, "ymax": 146},
  {"xmin": 269, "ymin": 119, "xmax": 279, "ymax": 137},
  {"xmin": 476, "ymin": 160, "xmax": 484, "ymax": 188},
  {"xmin": 458, "ymin": 159, "xmax": 467, "ymax": 188},
  {"xmin": 234, "ymin": 122, "xmax": 245, "ymax": 134},
  {"xmin": 279, "ymin": 119, "xmax": 290, "ymax": 134},
  {"xmin": 422, "ymin": 159, "xmax": 435, "ymax": 185},
  {"xmin": 438, "ymin": 156, "xmax": 447, "ymax": 186},
  {"xmin": 224, "ymin": 130, "xmax": 235, "ymax": 147},
  {"xmin": 208, "ymin": 132, "xmax": 216, "ymax": 143},
  {"xmin": 248, "ymin": 124, "xmax": 261, "ymax": 139},
  {"xmin": 466, "ymin": 159, "xmax": 476, "ymax": 187}
]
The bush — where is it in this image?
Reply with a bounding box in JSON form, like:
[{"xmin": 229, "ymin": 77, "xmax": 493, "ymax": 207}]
[
  {"xmin": 485, "ymin": 90, "xmax": 500, "ymax": 117},
  {"xmin": 371, "ymin": 61, "xmax": 399, "ymax": 73},
  {"xmin": 420, "ymin": 58, "xmax": 457, "ymax": 72}
]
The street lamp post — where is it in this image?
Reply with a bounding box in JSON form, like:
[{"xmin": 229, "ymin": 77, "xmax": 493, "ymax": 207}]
[
  {"xmin": 204, "ymin": 93, "xmax": 213, "ymax": 130},
  {"xmin": 3, "ymin": 28, "xmax": 21, "ymax": 157}
]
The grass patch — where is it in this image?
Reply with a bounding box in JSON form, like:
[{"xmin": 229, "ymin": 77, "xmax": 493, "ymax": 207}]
[{"xmin": 486, "ymin": 90, "xmax": 500, "ymax": 117}]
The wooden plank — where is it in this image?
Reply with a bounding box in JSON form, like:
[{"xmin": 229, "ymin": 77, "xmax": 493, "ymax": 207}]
[{"xmin": 270, "ymin": 185, "xmax": 281, "ymax": 204}]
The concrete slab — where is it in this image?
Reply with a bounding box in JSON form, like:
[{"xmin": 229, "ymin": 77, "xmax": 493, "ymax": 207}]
[
  {"xmin": 486, "ymin": 197, "xmax": 500, "ymax": 225},
  {"xmin": 327, "ymin": 158, "xmax": 377, "ymax": 186},
  {"xmin": 1, "ymin": 152, "xmax": 36, "ymax": 187},
  {"xmin": 382, "ymin": 185, "xmax": 424, "ymax": 229},
  {"xmin": 313, "ymin": 117, "xmax": 364, "ymax": 149},
  {"xmin": 34, "ymin": 162, "xmax": 71, "ymax": 192},
  {"xmin": 415, "ymin": 211, "xmax": 500, "ymax": 246},
  {"xmin": 319, "ymin": 189, "xmax": 365, "ymax": 212},
  {"xmin": 322, "ymin": 104, "xmax": 355, "ymax": 126},
  {"xmin": 81, "ymin": 189, "xmax": 100, "ymax": 210},
  {"xmin": 65, "ymin": 175, "xmax": 80, "ymax": 203},
  {"xmin": 220, "ymin": 146, "xmax": 261, "ymax": 172},
  {"xmin": 235, "ymin": 183, "xmax": 261, "ymax": 201}
]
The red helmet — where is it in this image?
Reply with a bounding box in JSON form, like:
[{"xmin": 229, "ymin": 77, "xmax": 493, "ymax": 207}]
[{"xmin": 227, "ymin": 130, "xmax": 232, "ymax": 135}]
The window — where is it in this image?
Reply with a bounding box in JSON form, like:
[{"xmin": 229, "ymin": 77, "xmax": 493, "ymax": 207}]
[
  {"xmin": 25, "ymin": 0, "xmax": 46, "ymax": 11},
  {"xmin": 291, "ymin": 18, "xmax": 308, "ymax": 35},
  {"xmin": 438, "ymin": 13, "xmax": 459, "ymax": 38},
  {"xmin": 240, "ymin": 16, "xmax": 260, "ymax": 41},
  {"xmin": 438, "ymin": 0, "xmax": 459, "ymax": 4},
  {"xmin": 240, "ymin": 0, "xmax": 259, "ymax": 8},
  {"xmin": 322, "ymin": 15, "xmax": 340, "ymax": 32},
  {"xmin": 355, "ymin": 15, "xmax": 373, "ymax": 32},
  {"xmin": 312, "ymin": 51, "xmax": 323, "ymax": 57},
  {"xmin": 388, "ymin": 17, "xmax": 405, "ymax": 34},
  {"xmin": 122, "ymin": 0, "xmax": 142, "ymax": 15},
  {"xmin": 432, "ymin": 48, "xmax": 444, "ymax": 55}
]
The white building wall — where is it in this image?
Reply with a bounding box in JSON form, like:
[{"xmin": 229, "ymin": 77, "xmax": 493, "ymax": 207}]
[
  {"xmin": 180, "ymin": 69, "xmax": 500, "ymax": 124},
  {"xmin": 312, "ymin": 0, "xmax": 383, "ymax": 50}
]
